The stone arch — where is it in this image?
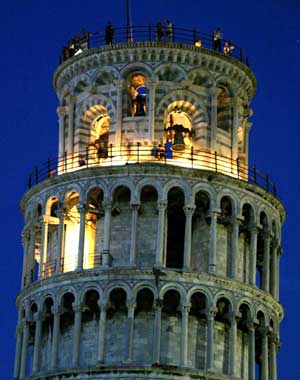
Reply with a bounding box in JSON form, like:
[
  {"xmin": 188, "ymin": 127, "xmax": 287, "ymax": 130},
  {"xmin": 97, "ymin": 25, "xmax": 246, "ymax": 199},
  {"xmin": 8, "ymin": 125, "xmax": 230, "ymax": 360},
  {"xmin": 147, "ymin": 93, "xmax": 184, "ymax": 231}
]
[
  {"xmin": 258, "ymin": 206, "xmax": 271, "ymax": 229},
  {"xmin": 77, "ymin": 94, "xmax": 116, "ymax": 130},
  {"xmin": 187, "ymin": 286, "xmax": 213, "ymax": 307},
  {"xmin": 155, "ymin": 89, "xmax": 209, "ymax": 123},
  {"xmin": 256, "ymin": 306, "xmax": 270, "ymax": 325},
  {"xmin": 104, "ymin": 281, "xmax": 131, "ymax": 301},
  {"xmin": 59, "ymin": 84, "xmax": 71, "ymax": 105},
  {"xmin": 92, "ymin": 66, "xmax": 119, "ymax": 86},
  {"xmin": 62, "ymin": 186, "xmax": 83, "ymax": 204},
  {"xmin": 154, "ymin": 63, "xmax": 186, "ymax": 82},
  {"xmin": 217, "ymin": 190, "xmax": 240, "ymax": 217},
  {"xmin": 215, "ymin": 75, "xmax": 237, "ymax": 96},
  {"xmin": 214, "ymin": 291, "xmax": 235, "ymax": 312},
  {"xmin": 188, "ymin": 68, "xmax": 214, "ymax": 87},
  {"xmin": 135, "ymin": 179, "xmax": 162, "ymax": 201},
  {"xmin": 79, "ymin": 283, "xmax": 103, "ymax": 304},
  {"xmin": 120, "ymin": 62, "xmax": 153, "ymax": 79},
  {"xmin": 83, "ymin": 182, "xmax": 108, "ymax": 202},
  {"xmin": 109, "ymin": 180, "xmax": 135, "ymax": 203},
  {"xmin": 161, "ymin": 179, "xmax": 191, "ymax": 203},
  {"xmin": 191, "ymin": 183, "xmax": 217, "ymax": 210},
  {"xmin": 72, "ymin": 74, "xmax": 92, "ymax": 95},
  {"xmin": 159, "ymin": 282, "xmax": 187, "ymax": 304},
  {"xmin": 39, "ymin": 292, "xmax": 56, "ymax": 310},
  {"xmin": 57, "ymin": 287, "xmax": 78, "ymax": 306},
  {"xmin": 240, "ymin": 197, "xmax": 258, "ymax": 224},
  {"xmin": 132, "ymin": 282, "xmax": 158, "ymax": 300},
  {"xmin": 236, "ymin": 298, "xmax": 255, "ymax": 318}
]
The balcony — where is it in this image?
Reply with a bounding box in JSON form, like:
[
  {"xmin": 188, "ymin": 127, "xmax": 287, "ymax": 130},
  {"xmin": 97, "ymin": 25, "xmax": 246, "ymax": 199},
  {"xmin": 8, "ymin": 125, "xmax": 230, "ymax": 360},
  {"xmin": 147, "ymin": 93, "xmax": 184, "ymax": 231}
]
[{"xmin": 27, "ymin": 143, "xmax": 277, "ymax": 197}]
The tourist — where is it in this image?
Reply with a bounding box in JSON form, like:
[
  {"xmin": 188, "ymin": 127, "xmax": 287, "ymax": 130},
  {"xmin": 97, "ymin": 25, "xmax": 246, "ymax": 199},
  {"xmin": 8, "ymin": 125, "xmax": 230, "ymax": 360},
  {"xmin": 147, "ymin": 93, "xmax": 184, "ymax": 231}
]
[
  {"xmin": 213, "ymin": 27, "xmax": 222, "ymax": 52},
  {"xmin": 166, "ymin": 20, "xmax": 173, "ymax": 42},
  {"xmin": 105, "ymin": 21, "xmax": 114, "ymax": 45}
]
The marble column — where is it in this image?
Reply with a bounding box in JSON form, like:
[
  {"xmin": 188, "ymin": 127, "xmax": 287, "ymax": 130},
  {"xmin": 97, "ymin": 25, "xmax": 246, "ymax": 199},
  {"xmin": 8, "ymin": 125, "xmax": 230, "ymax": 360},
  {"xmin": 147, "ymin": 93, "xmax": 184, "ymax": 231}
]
[
  {"xmin": 102, "ymin": 201, "xmax": 112, "ymax": 267},
  {"xmin": 269, "ymin": 333, "xmax": 279, "ymax": 380},
  {"xmin": 13, "ymin": 322, "xmax": 23, "ymax": 379},
  {"xmin": 97, "ymin": 301, "xmax": 107, "ymax": 364},
  {"xmin": 114, "ymin": 79, "xmax": 124, "ymax": 148},
  {"xmin": 72, "ymin": 304, "xmax": 82, "ymax": 367},
  {"xmin": 232, "ymin": 97, "xmax": 240, "ymax": 161},
  {"xmin": 249, "ymin": 225, "xmax": 258, "ymax": 286},
  {"xmin": 129, "ymin": 203, "xmax": 140, "ymax": 265},
  {"xmin": 262, "ymin": 231, "xmax": 271, "ymax": 292},
  {"xmin": 152, "ymin": 299, "xmax": 162, "ymax": 364},
  {"xmin": 183, "ymin": 206, "xmax": 195, "ymax": 271},
  {"xmin": 206, "ymin": 308, "xmax": 217, "ymax": 372},
  {"xmin": 76, "ymin": 204, "xmax": 87, "ymax": 271},
  {"xmin": 51, "ymin": 307, "xmax": 60, "ymax": 369},
  {"xmin": 57, "ymin": 106, "xmax": 67, "ymax": 160},
  {"xmin": 32, "ymin": 312, "xmax": 43, "ymax": 373},
  {"xmin": 55, "ymin": 208, "xmax": 65, "ymax": 274},
  {"xmin": 19, "ymin": 319, "xmax": 29, "ymax": 379},
  {"xmin": 67, "ymin": 97, "xmax": 75, "ymax": 156},
  {"xmin": 27, "ymin": 225, "xmax": 36, "ymax": 284},
  {"xmin": 276, "ymin": 247, "xmax": 282, "ymax": 300},
  {"xmin": 39, "ymin": 217, "xmax": 49, "ymax": 279},
  {"xmin": 180, "ymin": 304, "xmax": 190, "ymax": 367},
  {"xmin": 209, "ymin": 212, "xmax": 218, "ymax": 274},
  {"xmin": 209, "ymin": 87, "xmax": 219, "ymax": 152},
  {"xmin": 270, "ymin": 239, "xmax": 278, "ymax": 298},
  {"xmin": 126, "ymin": 302, "xmax": 136, "ymax": 362},
  {"xmin": 228, "ymin": 312, "xmax": 238, "ymax": 377},
  {"xmin": 230, "ymin": 218, "xmax": 240, "ymax": 279},
  {"xmin": 21, "ymin": 230, "xmax": 30, "ymax": 289},
  {"xmin": 261, "ymin": 327, "xmax": 269, "ymax": 380},
  {"xmin": 147, "ymin": 78, "xmax": 158, "ymax": 142},
  {"xmin": 155, "ymin": 202, "xmax": 167, "ymax": 267},
  {"xmin": 248, "ymin": 321, "xmax": 255, "ymax": 380}
]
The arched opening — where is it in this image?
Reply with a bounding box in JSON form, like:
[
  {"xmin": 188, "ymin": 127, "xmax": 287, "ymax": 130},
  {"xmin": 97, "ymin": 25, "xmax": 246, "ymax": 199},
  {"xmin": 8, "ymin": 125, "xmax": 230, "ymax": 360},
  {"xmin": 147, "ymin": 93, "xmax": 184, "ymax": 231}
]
[
  {"xmin": 191, "ymin": 191, "xmax": 210, "ymax": 272},
  {"xmin": 58, "ymin": 293, "xmax": 75, "ymax": 368},
  {"xmin": 106, "ymin": 288, "xmax": 128, "ymax": 363},
  {"xmin": 86, "ymin": 188, "xmax": 104, "ymax": 268},
  {"xmin": 241, "ymin": 204, "xmax": 254, "ymax": 283},
  {"xmin": 215, "ymin": 298, "xmax": 231, "ymax": 374},
  {"xmin": 257, "ymin": 212, "xmax": 269, "ymax": 289},
  {"xmin": 164, "ymin": 110, "xmax": 193, "ymax": 152},
  {"xmin": 128, "ymin": 73, "xmax": 148, "ymax": 116},
  {"xmin": 161, "ymin": 289, "xmax": 181, "ymax": 365},
  {"xmin": 90, "ymin": 114, "xmax": 110, "ymax": 162},
  {"xmin": 137, "ymin": 186, "xmax": 158, "ymax": 267},
  {"xmin": 217, "ymin": 86, "xmax": 232, "ymax": 133},
  {"xmin": 218, "ymin": 196, "xmax": 233, "ymax": 277},
  {"xmin": 40, "ymin": 297, "xmax": 54, "ymax": 371},
  {"xmin": 110, "ymin": 186, "xmax": 131, "ymax": 266},
  {"xmin": 166, "ymin": 187, "xmax": 185, "ymax": 269},
  {"xmin": 31, "ymin": 204, "xmax": 42, "ymax": 283},
  {"xmin": 133, "ymin": 288, "xmax": 155, "ymax": 362},
  {"xmin": 189, "ymin": 292, "xmax": 207, "ymax": 369},
  {"xmin": 237, "ymin": 304, "xmax": 252, "ymax": 378},
  {"xmin": 81, "ymin": 289, "xmax": 100, "ymax": 366}
]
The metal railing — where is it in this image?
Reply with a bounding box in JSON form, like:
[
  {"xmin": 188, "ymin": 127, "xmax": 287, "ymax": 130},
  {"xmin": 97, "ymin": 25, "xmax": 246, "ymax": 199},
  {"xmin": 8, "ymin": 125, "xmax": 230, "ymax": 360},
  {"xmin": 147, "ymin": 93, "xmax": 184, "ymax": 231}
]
[
  {"xmin": 59, "ymin": 24, "xmax": 249, "ymax": 66},
  {"xmin": 27, "ymin": 143, "xmax": 277, "ymax": 197}
]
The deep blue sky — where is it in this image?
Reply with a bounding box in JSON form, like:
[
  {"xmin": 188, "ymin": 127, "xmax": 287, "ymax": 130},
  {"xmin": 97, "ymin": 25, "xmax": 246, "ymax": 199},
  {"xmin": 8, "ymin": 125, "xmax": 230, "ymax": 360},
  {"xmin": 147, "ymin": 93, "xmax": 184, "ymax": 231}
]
[{"xmin": 0, "ymin": 0, "xmax": 299, "ymax": 378}]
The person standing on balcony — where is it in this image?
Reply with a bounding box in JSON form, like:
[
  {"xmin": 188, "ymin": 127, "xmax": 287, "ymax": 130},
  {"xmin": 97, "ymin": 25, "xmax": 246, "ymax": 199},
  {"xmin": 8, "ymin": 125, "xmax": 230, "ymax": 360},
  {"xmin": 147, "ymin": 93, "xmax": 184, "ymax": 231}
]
[
  {"xmin": 156, "ymin": 22, "xmax": 164, "ymax": 42},
  {"xmin": 223, "ymin": 41, "xmax": 234, "ymax": 56},
  {"xmin": 213, "ymin": 27, "xmax": 222, "ymax": 52},
  {"xmin": 105, "ymin": 21, "xmax": 114, "ymax": 45},
  {"xmin": 166, "ymin": 20, "xmax": 173, "ymax": 42}
]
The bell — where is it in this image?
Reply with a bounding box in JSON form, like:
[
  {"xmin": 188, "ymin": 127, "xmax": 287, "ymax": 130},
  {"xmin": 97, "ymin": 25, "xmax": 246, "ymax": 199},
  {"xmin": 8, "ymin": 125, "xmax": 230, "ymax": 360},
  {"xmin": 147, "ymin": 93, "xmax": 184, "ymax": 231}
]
[
  {"xmin": 134, "ymin": 95, "xmax": 146, "ymax": 116},
  {"xmin": 172, "ymin": 124, "xmax": 186, "ymax": 151}
]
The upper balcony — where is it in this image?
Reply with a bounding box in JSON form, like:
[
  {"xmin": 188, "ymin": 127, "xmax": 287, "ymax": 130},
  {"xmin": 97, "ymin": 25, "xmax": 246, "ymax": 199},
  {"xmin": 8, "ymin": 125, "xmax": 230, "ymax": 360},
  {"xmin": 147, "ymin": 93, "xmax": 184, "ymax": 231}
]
[{"xmin": 58, "ymin": 24, "xmax": 249, "ymax": 66}]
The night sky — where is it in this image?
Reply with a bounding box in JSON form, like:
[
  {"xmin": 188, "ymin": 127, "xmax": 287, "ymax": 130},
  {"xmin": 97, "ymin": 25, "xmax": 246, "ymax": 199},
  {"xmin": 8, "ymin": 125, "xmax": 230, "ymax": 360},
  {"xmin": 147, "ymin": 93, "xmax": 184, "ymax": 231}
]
[{"xmin": 0, "ymin": 0, "xmax": 299, "ymax": 378}]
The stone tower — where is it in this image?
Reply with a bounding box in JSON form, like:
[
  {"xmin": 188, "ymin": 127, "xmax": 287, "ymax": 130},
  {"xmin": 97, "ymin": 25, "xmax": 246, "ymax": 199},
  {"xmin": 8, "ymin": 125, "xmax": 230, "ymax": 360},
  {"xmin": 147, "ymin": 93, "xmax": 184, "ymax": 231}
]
[{"xmin": 14, "ymin": 25, "xmax": 284, "ymax": 380}]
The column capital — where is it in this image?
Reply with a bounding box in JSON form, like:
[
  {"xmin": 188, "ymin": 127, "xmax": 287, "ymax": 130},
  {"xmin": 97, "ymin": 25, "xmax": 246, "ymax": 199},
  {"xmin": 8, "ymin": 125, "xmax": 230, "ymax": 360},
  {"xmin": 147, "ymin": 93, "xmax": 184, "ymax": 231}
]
[
  {"xmin": 16, "ymin": 323, "xmax": 23, "ymax": 334},
  {"xmin": 102, "ymin": 200, "xmax": 113, "ymax": 211},
  {"xmin": 263, "ymin": 229, "xmax": 272, "ymax": 240},
  {"xmin": 147, "ymin": 77, "xmax": 159, "ymax": 87},
  {"xmin": 33, "ymin": 312, "xmax": 44, "ymax": 322},
  {"xmin": 98, "ymin": 300, "xmax": 108, "ymax": 310},
  {"xmin": 269, "ymin": 333, "xmax": 281, "ymax": 348},
  {"xmin": 72, "ymin": 303, "xmax": 83, "ymax": 313},
  {"xmin": 55, "ymin": 207, "xmax": 66, "ymax": 219},
  {"xmin": 130, "ymin": 202, "xmax": 140, "ymax": 210},
  {"xmin": 51, "ymin": 306, "xmax": 61, "ymax": 316},
  {"xmin": 155, "ymin": 298, "xmax": 163, "ymax": 309},
  {"xmin": 227, "ymin": 311, "xmax": 241, "ymax": 323},
  {"xmin": 206, "ymin": 307, "xmax": 217, "ymax": 320},
  {"xmin": 183, "ymin": 205, "xmax": 196, "ymax": 215},
  {"xmin": 56, "ymin": 106, "xmax": 68, "ymax": 118},
  {"xmin": 76, "ymin": 204, "xmax": 87, "ymax": 214},
  {"xmin": 126, "ymin": 301, "xmax": 136, "ymax": 317},
  {"xmin": 248, "ymin": 224, "xmax": 259, "ymax": 233},
  {"xmin": 157, "ymin": 201, "xmax": 167, "ymax": 210},
  {"xmin": 180, "ymin": 304, "xmax": 191, "ymax": 313},
  {"xmin": 209, "ymin": 86, "xmax": 221, "ymax": 97}
]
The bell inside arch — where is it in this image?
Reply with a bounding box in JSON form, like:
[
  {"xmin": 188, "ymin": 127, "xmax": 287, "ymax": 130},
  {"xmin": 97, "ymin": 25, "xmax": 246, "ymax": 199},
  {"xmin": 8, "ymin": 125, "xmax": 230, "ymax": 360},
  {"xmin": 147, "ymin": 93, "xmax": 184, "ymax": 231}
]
[{"xmin": 172, "ymin": 124, "xmax": 187, "ymax": 151}]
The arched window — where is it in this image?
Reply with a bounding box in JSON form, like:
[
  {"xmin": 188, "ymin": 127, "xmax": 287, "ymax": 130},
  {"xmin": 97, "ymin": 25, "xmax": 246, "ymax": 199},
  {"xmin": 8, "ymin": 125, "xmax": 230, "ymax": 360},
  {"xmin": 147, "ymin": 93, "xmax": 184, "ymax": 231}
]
[
  {"xmin": 128, "ymin": 73, "xmax": 148, "ymax": 116},
  {"xmin": 164, "ymin": 110, "xmax": 193, "ymax": 151},
  {"xmin": 91, "ymin": 114, "xmax": 110, "ymax": 160}
]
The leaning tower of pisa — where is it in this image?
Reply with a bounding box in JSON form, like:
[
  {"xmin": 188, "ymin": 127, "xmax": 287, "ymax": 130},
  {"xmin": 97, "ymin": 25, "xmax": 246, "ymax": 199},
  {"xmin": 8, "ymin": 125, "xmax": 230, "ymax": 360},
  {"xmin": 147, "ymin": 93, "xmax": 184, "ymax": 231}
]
[{"xmin": 14, "ymin": 24, "xmax": 284, "ymax": 380}]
